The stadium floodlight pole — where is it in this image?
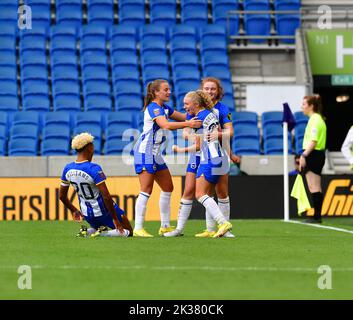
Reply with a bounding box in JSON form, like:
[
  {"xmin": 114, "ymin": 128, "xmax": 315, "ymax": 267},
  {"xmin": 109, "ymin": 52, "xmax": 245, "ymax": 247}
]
[
  {"xmin": 283, "ymin": 121, "xmax": 290, "ymax": 222},
  {"xmin": 282, "ymin": 103, "xmax": 296, "ymax": 222}
]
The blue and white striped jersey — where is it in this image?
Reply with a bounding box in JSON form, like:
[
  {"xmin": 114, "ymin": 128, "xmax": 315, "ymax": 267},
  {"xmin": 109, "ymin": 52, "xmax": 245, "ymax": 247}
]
[
  {"xmin": 194, "ymin": 109, "xmax": 224, "ymax": 162},
  {"xmin": 134, "ymin": 102, "xmax": 175, "ymax": 156},
  {"xmin": 61, "ymin": 160, "xmax": 109, "ymax": 217}
]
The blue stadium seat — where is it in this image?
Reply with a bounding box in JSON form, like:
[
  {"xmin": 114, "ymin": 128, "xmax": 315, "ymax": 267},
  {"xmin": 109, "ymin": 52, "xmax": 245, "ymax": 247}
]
[
  {"xmin": 0, "ymin": 96, "xmax": 19, "ymax": 112},
  {"xmin": 75, "ymin": 112, "xmax": 104, "ymax": 127},
  {"xmin": 203, "ymin": 66, "xmax": 232, "ymax": 82},
  {"xmin": 84, "ymin": 94, "xmax": 112, "ymax": 112},
  {"xmin": 181, "ymin": 0, "xmax": 208, "ymax": 26},
  {"xmin": 21, "ymin": 65, "xmax": 48, "ymax": 82},
  {"xmin": 141, "ymin": 54, "xmax": 168, "ymax": 70},
  {"xmin": 56, "ymin": 0, "xmax": 83, "ymax": 27},
  {"xmin": 212, "ymin": 0, "xmax": 240, "ymax": 36},
  {"xmin": 0, "ymin": 80, "xmax": 17, "ymax": 97},
  {"xmin": 54, "ymin": 93, "xmax": 82, "ymax": 112},
  {"xmin": 20, "ymin": 54, "xmax": 47, "ymax": 69},
  {"xmin": 140, "ymin": 25, "xmax": 167, "ymax": 43},
  {"xmin": 114, "ymin": 81, "xmax": 142, "ymax": 99},
  {"xmin": 112, "ymin": 66, "xmax": 140, "ymax": 82},
  {"xmin": 0, "ymin": 1, "xmax": 19, "ymax": 27},
  {"xmin": 22, "ymin": 79, "xmax": 49, "ymax": 98},
  {"xmin": 23, "ymin": 94, "xmax": 51, "ymax": 112},
  {"xmin": 53, "ymin": 79, "xmax": 80, "ymax": 97},
  {"xmin": 170, "ymin": 39, "xmax": 197, "ymax": 56},
  {"xmin": 19, "ymin": 28, "xmax": 48, "ymax": 54},
  {"xmin": 0, "ymin": 111, "xmax": 8, "ymax": 129},
  {"xmin": 51, "ymin": 25, "xmax": 78, "ymax": 47},
  {"xmin": 110, "ymin": 25, "xmax": 137, "ymax": 43},
  {"xmin": 111, "ymin": 54, "xmax": 138, "ymax": 68},
  {"xmin": 264, "ymin": 137, "xmax": 292, "ymax": 155},
  {"xmin": 50, "ymin": 38, "xmax": 77, "ymax": 57},
  {"xmin": 84, "ymin": 80, "xmax": 111, "ymax": 97},
  {"xmin": 175, "ymin": 79, "xmax": 200, "ymax": 98},
  {"xmin": 173, "ymin": 66, "xmax": 201, "ymax": 85},
  {"xmin": 294, "ymin": 111, "xmax": 308, "ymax": 125},
  {"xmin": 263, "ymin": 124, "xmax": 291, "ymax": 140},
  {"xmin": 169, "ymin": 25, "xmax": 197, "ymax": 43},
  {"xmin": 0, "ymin": 52, "xmax": 17, "ymax": 67},
  {"xmin": 172, "ymin": 55, "xmax": 199, "ymax": 69},
  {"xmin": 82, "ymin": 65, "xmax": 109, "ymax": 82},
  {"xmin": 104, "ymin": 139, "xmax": 131, "ymax": 155},
  {"xmin": 150, "ymin": 0, "xmax": 177, "ymax": 26},
  {"xmin": 142, "ymin": 67, "xmax": 170, "ymax": 86},
  {"xmin": 10, "ymin": 124, "xmax": 39, "ymax": 141},
  {"xmin": 233, "ymin": 111, "xmax": 258, "ymax": 125},
  {"xmin": 119, "ymin": 0, "xmax": 145, "ymax": 26},
  {"xmin": 140, "ymin": 38, "xmax": 167, "ymax": 56},
  {"xmin": 274, "ymin": 0, "xmax": 301, "ymax": 11},
  {"xmin": 41, "ymin": 138, "xmax": 70, "ymax": 156},
  {"xmin": 221, "ymin": 94, "xmax": 236, "ymax": 112},
  {"xmin": 0, "ymin": 66, "xmax": 17, "ymax": 81},
  {"xmin": 233, "ymin": 137, "xmax": 261, "ymax": 155},
  {"xmin": 106, "ymin": 112, "xmax": 135, "ymax": 127},
  {"xmin": 244, "ymin": 0, "xmax": 270, "ymax": 11},
  {"xmin": 201, "ymin": 53, "xmax": 229, "ymax": 69},
  {"xmin": 234, "ymin": 124, "xmax": 259, "ymax": 141},
  {"xmin": 42, "ymin": 125, "xmax": 71, "ymax": 141},
  {"xmin": 81, "ymin": 24, "xmax": 107, "ymax": 45},
  {"xmin": 44, "ymin": 112, "xmax": 71, "ymax": 127},
  {"xmin": 262, "ymin": 111, "xmax": 283, "ymax": 128},
  {"xmin": 12, "ymin": 111, "xmax": 40, "ymax": 128},
  {"xmin": 105, "ymin": 124, "xmax": 134, "ymax": 140},
  {"xmin": 0, "ymin": 27, "xmax": 16, "ymax": 53},
  {"xmin": 74, "ymin": 124, "xmax": 102, "ymax": 140},
  {"xmin": 221, "ymin": 80, "xmax": 234, "ymax": 97},
  {"xmin": 276, "ymin": 14, "xmax": 300, "ymax": 44},
  {"xmin": 9, "ymin": 138, "xmax": 38, "ymax": 156},
  {"xmin": 87, "ymin": 0, "xmax": 114, "ymax": 26},
  {"xmin": 200, "ymin": 25, "xmax": 227, "ymax": 44},
  {"xmin": 0, "ymin": 127, "xmax": 6, "ymax": 155},
  {"xmin": 52, "ymin": 65, "xmax": 79, "ymax": 81},
  {"xmin": 295, "ymin": 136, "xmax": 303, "ymax": 154},
  {"xmin": 115, "ymin": 96, "xmax": 143, "ymax": 112},
  {"xmin": 110, "ymin": 38, "xmax": 137, "ymax": 56},
  {"xmin": 244, "ymin": 14, "xmax": 271, "ymax": 43},
  {"xmin": 294, "ymin": 122, "xmax": 306, "ymax": 140},
  {"xmin": 80, "ymin": 38, "xmax": 107, "ymax": 56},
  {"xmin": 24, "ymin": 0, "xmax": 51, "ymax": 28},
  {"xmin": 81, "ymin": 54, "xmax": 108, "ymax": 69}
]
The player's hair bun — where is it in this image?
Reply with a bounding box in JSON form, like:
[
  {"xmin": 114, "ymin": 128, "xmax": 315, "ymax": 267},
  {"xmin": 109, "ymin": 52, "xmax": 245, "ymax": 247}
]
[{"xmin": 71, "ymin": 132, "xmax": 94, "ymax": 150}]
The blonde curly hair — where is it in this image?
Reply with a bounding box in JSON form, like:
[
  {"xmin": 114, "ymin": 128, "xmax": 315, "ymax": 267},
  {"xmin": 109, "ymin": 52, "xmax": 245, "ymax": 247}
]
[
  {"xmin": 71, "ymin": 132, "xmax": 94, "ymax": 151},
  {"xmin": 185, "ymin": 90, "xmax": 214, "ymax": 111}
]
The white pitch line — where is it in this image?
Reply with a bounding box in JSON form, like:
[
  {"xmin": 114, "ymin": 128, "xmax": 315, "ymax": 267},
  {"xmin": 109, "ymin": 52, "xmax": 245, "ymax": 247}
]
[
  {"xmin": 284, "ymin": 220, "xmax": 353, "ymax": 235},
  {"xmin": 2, "ymin": 265, "xmax": 353, "ymax": 272}
]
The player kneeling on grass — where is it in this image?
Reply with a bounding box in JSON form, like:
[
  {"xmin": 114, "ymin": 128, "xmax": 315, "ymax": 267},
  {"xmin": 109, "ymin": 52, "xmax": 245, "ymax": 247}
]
[{"xmin": 59, "ymin": 133, "xmax": 133, "ymax": 238}]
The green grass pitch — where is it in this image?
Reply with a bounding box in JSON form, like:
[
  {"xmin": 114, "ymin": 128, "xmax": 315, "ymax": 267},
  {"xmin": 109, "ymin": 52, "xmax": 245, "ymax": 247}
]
[{"xmin": 1, "ymin": 219, "xmax": 353, "ymax": 300}]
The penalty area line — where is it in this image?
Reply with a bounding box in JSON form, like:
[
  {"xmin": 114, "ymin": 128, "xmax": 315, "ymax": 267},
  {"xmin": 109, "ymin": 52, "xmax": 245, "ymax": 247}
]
[{"xmin": 284, "ymin": 220, "xmax": 353, "ymax": 235}]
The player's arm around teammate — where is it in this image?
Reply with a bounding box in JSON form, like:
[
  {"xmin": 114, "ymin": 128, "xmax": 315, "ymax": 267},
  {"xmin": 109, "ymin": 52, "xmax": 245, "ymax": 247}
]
[
  {"xmin": 299, "ymin": 95, "xmax": 327, "ymax": 223},
  {"xmin": 133, "ymin": 79, "xmax": 202, "ymax": 237}
]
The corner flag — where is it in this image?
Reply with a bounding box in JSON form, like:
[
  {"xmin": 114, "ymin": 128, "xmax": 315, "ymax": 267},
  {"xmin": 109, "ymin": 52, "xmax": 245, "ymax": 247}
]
[{"xmin": 282, "ymin": 102, "xmax": 296, "ymax": 131}]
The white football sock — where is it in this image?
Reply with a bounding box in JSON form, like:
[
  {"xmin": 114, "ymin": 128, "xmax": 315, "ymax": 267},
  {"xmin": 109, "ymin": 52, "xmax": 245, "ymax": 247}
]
[
  {"xmin": 197, "ymin": 195, "xmax": 227, "ymax": 225},
  {"xmin": 134, "ymin": 192, "xmax": 150, "ymax": 230},
  {"xmin": 205, "ymin": 208, "xmax": 217, "ymax": 232},
  {"xmin": 103, "ymin": 229, "xmax": 129, "ymax": 237},
  {"xmin": 159, "ymin": 191, "xmax": 172, "ymax": 228},
  {"xmin": 87, "ymin": 228, "xmax": 97, "ymax": 236},
  {"xmin": 218, "ymin": 197, "xmax": 230, "ymax": 221},
  {"xmin": 176, "ymin": 198, "xmax": 193, "ymax": 231}
]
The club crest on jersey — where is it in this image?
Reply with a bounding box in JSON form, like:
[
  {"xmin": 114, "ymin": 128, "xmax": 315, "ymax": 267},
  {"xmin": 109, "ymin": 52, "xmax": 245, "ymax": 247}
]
[{"xmin": 153, "ymin": 108, "xmax": 160, "ymax": 116}]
